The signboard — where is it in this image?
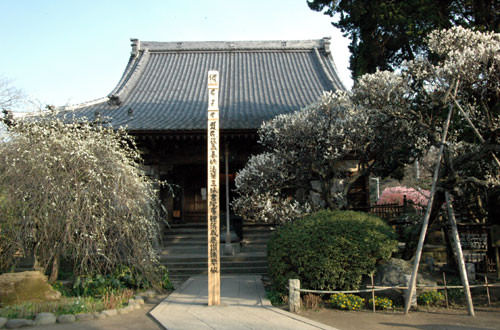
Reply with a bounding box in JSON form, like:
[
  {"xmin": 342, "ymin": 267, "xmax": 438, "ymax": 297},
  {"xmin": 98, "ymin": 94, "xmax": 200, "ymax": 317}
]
[{"xmin": 207, "ymin": 70, "xmax": 220, "ymax": 306}]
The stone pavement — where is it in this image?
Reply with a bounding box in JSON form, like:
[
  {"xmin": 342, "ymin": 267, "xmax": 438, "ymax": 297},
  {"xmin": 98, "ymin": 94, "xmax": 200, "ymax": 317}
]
[{"xmin": 150, "ymin": 275, "xmax": 338, "ymax": 330}]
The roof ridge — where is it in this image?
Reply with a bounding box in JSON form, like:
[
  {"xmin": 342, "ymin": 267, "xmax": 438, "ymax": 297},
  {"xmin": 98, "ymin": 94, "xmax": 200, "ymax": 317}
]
[{"xmin": 138, "ymin": 38, "xmax": 329, "ymax": 52}]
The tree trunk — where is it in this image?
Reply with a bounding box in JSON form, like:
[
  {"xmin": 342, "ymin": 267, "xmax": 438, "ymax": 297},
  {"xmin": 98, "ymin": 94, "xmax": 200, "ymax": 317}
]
[{"xmin": 48, "ymin": 253, "xmax": 59, "ymax": 282}]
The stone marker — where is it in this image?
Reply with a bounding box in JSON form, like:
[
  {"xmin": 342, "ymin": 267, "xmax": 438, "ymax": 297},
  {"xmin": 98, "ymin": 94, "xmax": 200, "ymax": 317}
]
[{"xmin": 289, "ymin": 279, "xmax": 301, "ymax": 313}]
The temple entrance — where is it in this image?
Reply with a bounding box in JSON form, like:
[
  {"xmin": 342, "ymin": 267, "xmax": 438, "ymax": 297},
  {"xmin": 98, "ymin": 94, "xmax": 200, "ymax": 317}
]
[{"xmin": 183, "ymin": 165, "xmax": 207, "ymax": 222}]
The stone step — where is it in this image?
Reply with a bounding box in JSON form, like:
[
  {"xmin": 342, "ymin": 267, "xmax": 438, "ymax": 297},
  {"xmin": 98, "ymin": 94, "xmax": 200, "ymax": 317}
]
[
  {"xmin": 161, "ymin": 252, "xmax": 266, "ymax": 263},
  {"xmin": 166, "ymin": 260, "xmax": 268, "ymax": 269},
  {"xmin": 162, "ymin": 223, "xmax": 272, "ymax": 282},
  {"xmin": 166, "ymin": 266, "xmax": 268, "ymax": 275},
  {"xmin": 167, "ymin": 266, "xmax": 268, "ymax": 276},
  {"xmin": 163, "ymin": 238, "xmax": 266, "ymax": 246},
  {"xmin": 240, "ymin": 237, "xmax": 270, "ymax": 244}
]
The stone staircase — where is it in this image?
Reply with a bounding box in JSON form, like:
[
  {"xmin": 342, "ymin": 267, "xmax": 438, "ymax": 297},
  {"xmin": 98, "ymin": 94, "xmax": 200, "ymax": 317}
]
[{"xmin": 160, "ymin": 223, "xmax": 273, "ymax": 287}]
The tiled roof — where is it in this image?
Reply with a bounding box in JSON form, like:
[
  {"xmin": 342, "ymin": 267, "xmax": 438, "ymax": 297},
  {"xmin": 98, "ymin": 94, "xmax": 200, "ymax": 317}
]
[{"xmin": 57, "ymin": 38, "xmax": 345, "ymax": 132}]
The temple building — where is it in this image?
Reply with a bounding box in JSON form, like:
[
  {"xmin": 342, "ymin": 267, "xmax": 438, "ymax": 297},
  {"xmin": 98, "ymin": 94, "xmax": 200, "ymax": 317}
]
[{"xmin": 55, "ymin": 37, "xmax": 360, "ymax": 224}]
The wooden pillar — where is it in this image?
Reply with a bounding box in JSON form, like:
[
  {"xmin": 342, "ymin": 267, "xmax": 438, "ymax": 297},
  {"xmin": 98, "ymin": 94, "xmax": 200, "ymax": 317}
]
[{"xmin": 207, "ymin": 70, "xmax": 220, "ymax": 305}]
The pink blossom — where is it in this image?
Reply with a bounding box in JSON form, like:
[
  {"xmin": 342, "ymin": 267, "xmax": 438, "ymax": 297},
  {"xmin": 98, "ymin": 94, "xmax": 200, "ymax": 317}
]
[{"xmin": 377, "ymin": 186, "xmax": 429, "ymax": 207}]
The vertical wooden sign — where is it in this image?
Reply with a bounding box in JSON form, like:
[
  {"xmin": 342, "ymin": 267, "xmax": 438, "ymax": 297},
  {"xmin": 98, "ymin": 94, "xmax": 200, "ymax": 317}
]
[{"xmin": 207, "ymin": 70, "xmax": 220, "ymax": 305}]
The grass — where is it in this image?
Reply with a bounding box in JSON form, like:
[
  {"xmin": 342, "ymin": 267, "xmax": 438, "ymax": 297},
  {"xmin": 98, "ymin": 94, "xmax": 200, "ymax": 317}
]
[{"xmin": 0, "ymin": 289, "xmax": 134, "ymax": 320}]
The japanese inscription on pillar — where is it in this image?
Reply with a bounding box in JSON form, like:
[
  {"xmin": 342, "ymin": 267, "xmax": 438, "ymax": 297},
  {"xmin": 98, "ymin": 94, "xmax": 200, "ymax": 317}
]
[{"xmin": 207, "ymin": 70, "xmax": 220, "ymax": 305}]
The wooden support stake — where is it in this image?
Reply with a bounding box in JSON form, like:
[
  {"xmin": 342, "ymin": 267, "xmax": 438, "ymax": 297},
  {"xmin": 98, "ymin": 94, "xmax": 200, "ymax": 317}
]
[
  {"xmin": 289, "ymin": 279, "xmax": 301, "ymax": 313},
  {"xmin": 370, "ymin": 273, "xmax": 376, "ymax": 313},
  {"xmin": 404, "ymin": 105, "xmax": 454, "ymax": 314},
  {"xmin": 445, "ymin": 191, "xmax": 475, "ymax": 317},
  {"xmin": 485, "ymin": 275, "xmax": 491, "ymax": 307},
  {"xmin": 207, "ymin": 70, "xmax": 220, "ymax": 306},
  {"xmin": 443, "ymin": 272, "xmax": 449, "ymax": 309},
  {"xmin": 496, "ymin": 247, "xmax": 500, "ymax": 280}
]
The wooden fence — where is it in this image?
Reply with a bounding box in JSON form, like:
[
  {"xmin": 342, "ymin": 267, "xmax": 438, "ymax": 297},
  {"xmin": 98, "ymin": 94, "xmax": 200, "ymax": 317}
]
[{"xmin": 288, "ymin": 276, "xmax": 499, "ymax": 314}]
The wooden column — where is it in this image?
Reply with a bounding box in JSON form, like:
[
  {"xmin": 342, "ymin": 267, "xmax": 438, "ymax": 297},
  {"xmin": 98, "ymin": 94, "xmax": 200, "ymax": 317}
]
[{"xmin": 207, "ymin": 70, "xmax": 220, "ymax": 305}]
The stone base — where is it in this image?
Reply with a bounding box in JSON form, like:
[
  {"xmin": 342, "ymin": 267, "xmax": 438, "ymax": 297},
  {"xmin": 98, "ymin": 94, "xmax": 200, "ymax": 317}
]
[{"xmin": 223, "ymin": 243, "xmax": 240, "ymax": 256}]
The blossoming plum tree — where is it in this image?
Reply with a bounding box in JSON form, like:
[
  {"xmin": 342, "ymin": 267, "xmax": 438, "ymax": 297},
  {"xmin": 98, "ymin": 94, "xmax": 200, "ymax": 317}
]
[
  {"xmin": 0, "ymin": 118, "xmax": 164, "ymax": 282},
  {"xmin": 234, "ymin": 27, "xmax": 499, "ymax": 225}
]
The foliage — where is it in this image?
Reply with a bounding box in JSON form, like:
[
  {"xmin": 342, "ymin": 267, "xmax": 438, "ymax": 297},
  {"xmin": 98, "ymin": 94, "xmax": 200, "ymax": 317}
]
[
  {"xmin": 234, "ymin": 89, "xmax": 415, "ymax": 223},
  {"xmin": 308, "ymin": 0, "xmax": 499, "ymax": 79},
  {"xmin": 267, "ymin": 210, "xmax": 397, "ymax": 292},
  {"xmin": 72, "ymin": 265, "xmax": 172, "ymax": 297},
  {"xmin": 417, "ymin": 290, "xmax": 445, "ymax": 306},
  {"xmin": 0, "ymin": 291, "xmax": 132, "ymax": 319},
  {"xmin": 328, "ymin": 293, "xmax": 364, "ymax": 311},
  {"xmin": 445, "ymin": 278, "xmax": 465, "ymax": 304},
  {"xmin": 0, "ymin": 117, "xmax": 164, "ymax": 283},
  {"xmin": 235, "ymin": 27, "xmax": 499, "ymax": 226},
  {"xmin": 353, "ymin": 27, "xmax": 500, "ymax": 224},
  {"xmin": 368, "ymin": 296, "xmax": 393, "ymax": 310},
  {"xmin": 266, "ymin": 288, "xmax": 287, "ymax": 306},
  {"xmin": 233, "ymin": 91, "xmax": 370, "ymax": 222}
]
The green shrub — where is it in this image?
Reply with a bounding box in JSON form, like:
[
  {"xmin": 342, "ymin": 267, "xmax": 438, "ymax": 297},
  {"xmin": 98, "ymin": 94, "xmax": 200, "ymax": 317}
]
[
  {"xmin": 368, "ymin": 296, "xmax": 393, "ymax": 310},
  {"xmin": 71, "ymin": 265, "xmax": 173, "ymax": 297},
  {"xmin": 328, "ymin": 293, "xmax": 365, "ymax": 310},
  {"xmin": 266, "ymin": 289, "xmax": 286, "ymax": 306},
  {"xmin": 72, "ymin": 274, "xmax": 123, "ymax": 297},
  {"xmin": 268, "ymin": 210, "xmax": 397, "ymax": 292},
  {"xmin": 417, "ymin": 290, "xmax": 445, "ymax": 306},
  {"xmin": 445, "ymin": 279, "xmax": 464, "ymax": 304}
]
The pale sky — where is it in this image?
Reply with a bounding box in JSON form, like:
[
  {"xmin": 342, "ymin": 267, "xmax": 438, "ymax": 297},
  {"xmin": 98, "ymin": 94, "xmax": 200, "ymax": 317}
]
[{"xmin": 0, "ymin": 0, "xmax": 352, "ymax": 111}]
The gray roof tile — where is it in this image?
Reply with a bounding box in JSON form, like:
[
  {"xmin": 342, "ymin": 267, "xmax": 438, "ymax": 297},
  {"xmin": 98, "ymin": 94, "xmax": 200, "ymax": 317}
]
[{"xmin": 58, "ymin": 38, "xmax": 345, "ymax": 132}]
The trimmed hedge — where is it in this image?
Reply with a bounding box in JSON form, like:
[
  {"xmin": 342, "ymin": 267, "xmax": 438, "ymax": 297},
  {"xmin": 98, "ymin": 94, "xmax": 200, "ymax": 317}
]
[{"xmin": 268, "ymin": 210, "xmax": 397, "ymax": 292}]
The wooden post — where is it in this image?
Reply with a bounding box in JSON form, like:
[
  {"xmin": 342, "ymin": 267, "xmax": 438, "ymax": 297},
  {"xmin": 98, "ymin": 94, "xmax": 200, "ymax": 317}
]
[
  {"xmin": 492, "ymin": 226, "xmax": 500, "ymax": 280},
  {"xmin": 404, "ymin": 105, "xmax": 454, "ymax": 314},
  {"xmin": 485, "ymin": 275, "xmax": 491, "ymax": 306},
  {"xmin": 289, "ymin": 279, "xmax": 300, "ymax": 313},
  {"xmin": 207, "ymin": 70, "xmax": 220, "ymax": 306},
  {"xmin": 444, "ymin": 191, "xmax": 475, "ymax": 316},
  {"xmin": 496, "ymin": 247, "xmax": 500, "ymax": 280},
  {"xmin": 370, "ymin": 273, "xmax": 376, "ymax": 313},
  {"xmin": 443, "ymin": 272, "xmax": 449, "ymax": 309}
]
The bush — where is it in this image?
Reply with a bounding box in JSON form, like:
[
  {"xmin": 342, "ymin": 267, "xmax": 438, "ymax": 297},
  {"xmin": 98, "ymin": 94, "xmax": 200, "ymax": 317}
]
[
  {"xmin": 417, "ymin": 290, "xmax": 445, "ymax": 306},
  {"xmin": 368, "ymin": 296, "xmax": 393, "ymax": 310},
  {"xmin": 71, "ymin": 265, "xmax": 173, "ymax": 297},
  {"xmin": 328, "ymin": 293, "xmax": 365, "ymax": 311},
  {"xmin": 268, "ymin": 210, "xmax": 397, "ymax": 292},
  {"xmin": 266, "ymin": 289, "xmax": 287, "ymax": 306}
]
